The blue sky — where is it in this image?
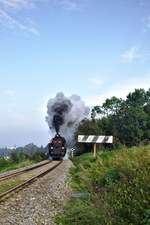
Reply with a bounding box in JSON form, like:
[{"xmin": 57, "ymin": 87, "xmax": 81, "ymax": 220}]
[{"xmin": 0, "ymin": 0, "xmax": 150, "ymax": 147}]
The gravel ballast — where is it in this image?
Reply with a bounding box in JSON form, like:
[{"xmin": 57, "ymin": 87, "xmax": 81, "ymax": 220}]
[{"xmin": 0, "ymin": 160, "xmax": 72, "ymax": 225}]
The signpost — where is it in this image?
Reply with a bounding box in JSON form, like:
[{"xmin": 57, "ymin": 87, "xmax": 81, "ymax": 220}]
[
  {"xmin": 70, "ymin": 148, "xmax": 75, "ymax": 158},
  {"xmin": 78, "ymin": 135, "xmax": 113, "ymax": 157}
]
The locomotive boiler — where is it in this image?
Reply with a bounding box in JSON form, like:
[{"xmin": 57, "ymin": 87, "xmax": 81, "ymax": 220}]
[{"xmin": 48, "ymin": 134, "xmax": 67, "ymax": 160}]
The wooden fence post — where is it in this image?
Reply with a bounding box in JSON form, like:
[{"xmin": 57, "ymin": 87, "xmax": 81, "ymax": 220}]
[{"xmin": 93, "ymin": 143, "xmax": 96, "ymax": 158}]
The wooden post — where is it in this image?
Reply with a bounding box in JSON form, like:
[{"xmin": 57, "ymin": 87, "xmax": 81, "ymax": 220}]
[
  {"xmin": 71, "ymin": 150, "xmax": 74, "ymax": 158},
  {"xmin": 93, "ymin": 143, "xmax": 97, "ymax": 158}
]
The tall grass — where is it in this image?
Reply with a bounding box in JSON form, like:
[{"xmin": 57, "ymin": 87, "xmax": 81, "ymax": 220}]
[
  {"xmin": 56, "ymin": 146, "xmax": 150, "ymax": 225},
  {"xmin": 0, "ymin": 151, "xmax": 46, "ymax": 173}
]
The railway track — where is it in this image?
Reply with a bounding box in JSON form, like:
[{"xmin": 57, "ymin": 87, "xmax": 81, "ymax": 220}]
[
  {"xmin": 0, "ymin": 160, "xmax": 51, "ymax": 182},
  {"xmin": 0, "ymin": 160, "xmax": 62, "ymax": 202}
]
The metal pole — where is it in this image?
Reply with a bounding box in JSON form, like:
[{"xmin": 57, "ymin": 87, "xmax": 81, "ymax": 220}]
[{"xmin": 93, "ymin": 143, "xmax": 96, "ymax": 158}]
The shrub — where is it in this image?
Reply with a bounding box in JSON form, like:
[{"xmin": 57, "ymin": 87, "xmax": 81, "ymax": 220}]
[{"xmin": 0, "ymin": 158, "xmax": 9, "ymax": 168}]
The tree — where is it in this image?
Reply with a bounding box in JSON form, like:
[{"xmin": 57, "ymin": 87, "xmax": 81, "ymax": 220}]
[
  {"xmin": 126, "ymin": 89, "xmax": 147, "ymax": 107},
  {"xmin": 91, "ymin": 97, "xmax": 124, "ymax": 118},
  {"xmin": 77, "ymin": 88, "xmax": 150, "ymax": 150}
]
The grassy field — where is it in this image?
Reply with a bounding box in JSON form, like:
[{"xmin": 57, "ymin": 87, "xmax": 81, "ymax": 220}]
[
  {"xmin": 0, "ymin": 158, "xmax": 39, "ymax": 174},
  {"xmin": 0, "ymin": 150, "xmax": 46, "ymax": 174},
  {"xmin": 56, "ymin": 146, "xmax": 150, "ymax": 225}
]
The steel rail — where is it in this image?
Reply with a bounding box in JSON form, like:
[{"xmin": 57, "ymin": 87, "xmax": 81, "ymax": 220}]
[
  {"xmin": 0, "ymin": 160, "xmax": 51, "ymax": 182},
  {"xmin": 0, "ymin": 161, "xmax": 62, "ymax": 201}
]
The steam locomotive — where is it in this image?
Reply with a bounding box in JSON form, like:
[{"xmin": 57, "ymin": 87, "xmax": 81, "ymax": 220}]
[{"xmin": 48, "ymin": 134, "xmax": 67, "ymax": 160}]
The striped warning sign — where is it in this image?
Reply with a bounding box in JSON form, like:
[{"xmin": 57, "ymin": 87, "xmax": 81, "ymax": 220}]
[{"xmin": 78, "ymin": 135, "xmax": 113, "ymax": 143}]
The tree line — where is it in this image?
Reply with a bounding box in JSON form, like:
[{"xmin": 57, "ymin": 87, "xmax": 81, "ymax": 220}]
[
  {"xmin": 0, "ymin": 143, "xmax": 47, "ymax": 160},
  {"xmin": 76, "ymin": 88, "xmax": 150, "ymax": 150}
]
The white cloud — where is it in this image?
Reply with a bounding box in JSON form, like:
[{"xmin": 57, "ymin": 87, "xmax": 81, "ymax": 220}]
[
  {"xmin": 0, "ymin": 9, "xmax": 38, "ymax": 34},
  {"xmin": 57, "ymin": 0, "xmax": 79, "ymax": 10},
  {"xmin": 84, "ymin": 73, "xmax": 150, "ymax": 106},
  {"xmin": 0, "ymin": 0, "xmax": 40, "ymax": 34},
  {"xmin": 121, "ymin": 46, "xmax": 142, "ymax": 63},
  {"xmin": 0, "ymin": 0, "xmax": 81, "ymax": 11},
  {"xmin": 0, "ymin": 0, "xmax": 84, "ymax": 33},
  {"xmin": 0, "ymin": 0, "xmax": 36, "ymax": 10}
]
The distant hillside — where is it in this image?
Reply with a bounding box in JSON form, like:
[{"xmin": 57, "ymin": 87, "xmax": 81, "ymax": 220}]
[
  {"xmin": 0, "ymin": 143, "xmax": 48, "ymax": 158},
  {"xmin": 0, "ymin": 148, "xmax": 12, "ymax": 157}
]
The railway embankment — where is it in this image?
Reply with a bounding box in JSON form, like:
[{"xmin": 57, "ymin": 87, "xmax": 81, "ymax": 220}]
[
  {"xmin": 56, "ymin": 146, "xmax": 150, "ymax": 225},
  {"xmin": 0, "ymin": 160, "xmax": 72, "ymax": 225},
  {"xmin": 0, "ymin": 152, "xmax": 46, "ymax": 174}
]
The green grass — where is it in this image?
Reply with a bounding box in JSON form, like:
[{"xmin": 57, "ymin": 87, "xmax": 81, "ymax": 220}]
[
  {"xmin": 0, "ymin": 159, "xmax": 37, "ymax": 173},
  {"xmin": 56, "ymin": 146, "xmax": 150, "ymax": 225},
  {"xmin": 0, "ymin": 173, "xmax": 35, "ymax": 194},
  {"xmin": 0, "ymin": 151, "xmax": 47, "ymax": 174},
  {"xmin": 0, "ymin": 179, "xmax": 23, "ymax": 193}
]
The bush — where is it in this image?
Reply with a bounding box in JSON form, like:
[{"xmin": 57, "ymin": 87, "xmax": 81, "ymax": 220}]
[
  {"xmin": 0, "ymin": 158, "xmax": 9, "ymax": 168},
  {"xmin": 10, "ymin": 150, "xmax": 28, "ymax": 163},
  {"xmin": 10, "ymin": 148, "xmax": 47, "ymax": 163},
  {"xmin": 30, "ymin": 151, "xmax": 47, "ymax": 162}
]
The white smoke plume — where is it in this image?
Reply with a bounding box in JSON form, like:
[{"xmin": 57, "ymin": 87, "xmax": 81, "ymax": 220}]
[{"xmin": 46, "ymin": 92, "xmax": 90, "ymax": 146}]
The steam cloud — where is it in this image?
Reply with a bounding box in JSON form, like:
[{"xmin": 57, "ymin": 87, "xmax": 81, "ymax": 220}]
[{"xmin": 46, "ymin": 92, "xmax": 89, "ymax": 145}]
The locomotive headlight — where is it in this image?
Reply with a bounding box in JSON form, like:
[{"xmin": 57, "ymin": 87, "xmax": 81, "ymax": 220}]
[
  {"xmin": 51, "ymin": 146, "xmax": 53, "ymax": 149},
  {"xmin": 62, "ymin": 147, "xmax": 65, "ymax": 149}
]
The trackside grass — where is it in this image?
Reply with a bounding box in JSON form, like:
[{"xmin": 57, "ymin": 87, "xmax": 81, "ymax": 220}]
[
  {"xmin": 0, "ymin": 159, "xmax": 35, "ymax": 173},
  {"xmin": 56, "ymin": 146, "xmax": 150, "ymax": 225}
]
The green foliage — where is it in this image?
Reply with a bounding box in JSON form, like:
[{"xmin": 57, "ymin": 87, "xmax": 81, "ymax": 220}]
[
  {"xmin": 77, "ymin": 88, "xmax": 150, "ymax": 149},
  {"xmin": 75, "ymin": 120, "xmax": 102, "ymax": 154},
  {"xmin": 56, "ymin": 199, "xmax": 102, "ymax": 225},
  {"xmin": 10, "ymin": 150, "xmax": 28, "ymax": 163},
  {"xmin": 0, "ymin": 157, "xmax": 9, "ymax": 168},
  {"xmin": 10, "ymin": 149, "xmax": 46, "ymax": 163},
  {"xmin": 56, "ymin": 146, "xmax": 150, "ymax": 225},
  {"xmin": 30, "ymin": 151, "xmax": 47, "ymax": 162},
  {"xmin": 0, "ymin": 158, "xmax": 33, "ymax": 173},
  {"xmin": 0, "ymin": 144, "xmax": 47, "ymax": 173},
  {"xmin": 0, "ymin": 178, "xmax": 23, "ymax": 194}
]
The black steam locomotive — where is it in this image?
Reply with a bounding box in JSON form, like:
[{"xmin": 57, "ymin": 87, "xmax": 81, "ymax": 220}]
[{"xmin": 48, "ymin": 134, "xmax": 67, "ymax": 160}]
